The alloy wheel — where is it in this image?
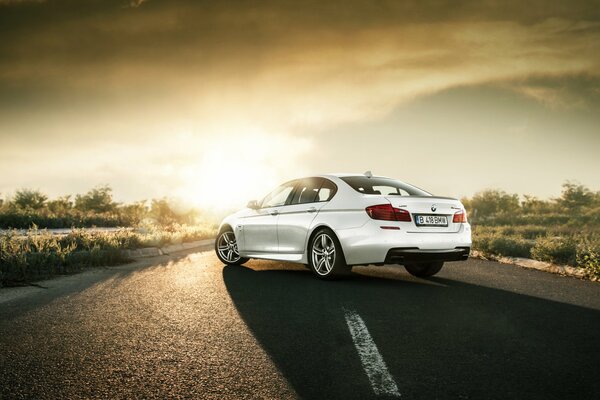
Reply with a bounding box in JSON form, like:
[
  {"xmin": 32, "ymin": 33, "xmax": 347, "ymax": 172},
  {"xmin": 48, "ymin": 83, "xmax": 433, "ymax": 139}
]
[
  {"xmin": 311, "ymin": 233, "xmax": 336, "ymax": 276},
  {"xmin": 217, "ymin": 231, "xmax": 241, "ymax": 264}
]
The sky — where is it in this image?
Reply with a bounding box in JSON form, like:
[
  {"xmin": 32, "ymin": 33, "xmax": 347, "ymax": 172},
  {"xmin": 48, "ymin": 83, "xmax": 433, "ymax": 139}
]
[{"xmin": 1, "ymin": 0, "xmax": 599, "ymax": 209}]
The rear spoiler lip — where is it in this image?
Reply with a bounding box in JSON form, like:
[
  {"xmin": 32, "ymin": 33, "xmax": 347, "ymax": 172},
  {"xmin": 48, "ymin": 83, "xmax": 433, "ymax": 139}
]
[
  {"xmin": 384, "ymin": 195, "xmax": 460, "ymax": 201},
  {"xmin": 360, "ymin": 194, "xmax": 458, "ymax": 201}
]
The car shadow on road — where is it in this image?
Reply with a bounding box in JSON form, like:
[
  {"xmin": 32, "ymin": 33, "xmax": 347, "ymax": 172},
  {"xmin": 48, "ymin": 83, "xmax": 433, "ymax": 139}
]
[{"xmin": 222, "ymin": 263, "xmax": 600, "ymax": 400}]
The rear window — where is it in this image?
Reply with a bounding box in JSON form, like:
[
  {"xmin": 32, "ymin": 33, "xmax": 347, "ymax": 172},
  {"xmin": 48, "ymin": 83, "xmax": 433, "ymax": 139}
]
[{"xmin": 340, "ymin": 176, "xmax": 431, "ymax": 196}]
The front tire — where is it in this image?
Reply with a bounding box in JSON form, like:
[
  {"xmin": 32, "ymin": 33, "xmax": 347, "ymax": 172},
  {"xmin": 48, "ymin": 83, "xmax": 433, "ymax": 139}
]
[
  {"xmin": 404, "ymin": 262, "xmax": 444, "ymax": 277},
  {"xmin": 308, "ymin": 229, "xmax": 350, "ymax": 279},
  {"xmin": 215, "ymin": 229, "xmax": 249, "ymax": 265}
]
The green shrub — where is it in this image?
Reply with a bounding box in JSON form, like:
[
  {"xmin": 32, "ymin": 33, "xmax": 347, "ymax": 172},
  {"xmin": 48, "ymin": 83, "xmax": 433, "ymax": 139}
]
[
  {"xmin": 531, "ymin": 236, "xmax": 577, "ymax": 266},
  {"xmin": 472, "ymin": 230, "xmax": 533, "ymax": 258},
  {"xmin": 483, "ymin": 214, "xmax": 572, "ymax": 227},
  {"xmin": 576, "ymin": 238, "xmax": 600, "ymax": 278},
  {"xmin": 511, "ymin": 226, "xmax": 550, "ymax": 240},
  {"xmin": 489, "ymin": 236, "xmax": 533, "ymax": 258}
]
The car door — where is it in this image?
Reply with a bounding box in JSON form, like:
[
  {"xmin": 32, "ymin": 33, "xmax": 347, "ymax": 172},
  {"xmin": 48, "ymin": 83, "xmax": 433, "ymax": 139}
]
[
  {"xmin": 276, "ymin": 178, "xmax": 328, "ymax": 254},
  {"xmin": 240, "ymin": 180, "xmax": 296, "ymax": 253}
]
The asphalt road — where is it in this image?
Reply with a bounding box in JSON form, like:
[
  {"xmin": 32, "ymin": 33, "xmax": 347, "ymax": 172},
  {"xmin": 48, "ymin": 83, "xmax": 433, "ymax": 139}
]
[{"xmin": 1, "ymin": 250, "xmax": 599, "ymax": 400}]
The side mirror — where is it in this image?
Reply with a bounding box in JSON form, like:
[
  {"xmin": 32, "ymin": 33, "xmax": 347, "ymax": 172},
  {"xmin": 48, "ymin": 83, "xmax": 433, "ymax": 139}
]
[{"xmin": 247, "ymin": 200, "xmax": 260, "ymax": 209}]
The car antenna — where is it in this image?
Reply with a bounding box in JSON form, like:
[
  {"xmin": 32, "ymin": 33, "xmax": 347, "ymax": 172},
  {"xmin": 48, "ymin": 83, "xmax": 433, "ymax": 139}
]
[{"xmin": 364, "ymin": 170, "xmax": 373, "ymax": 178}]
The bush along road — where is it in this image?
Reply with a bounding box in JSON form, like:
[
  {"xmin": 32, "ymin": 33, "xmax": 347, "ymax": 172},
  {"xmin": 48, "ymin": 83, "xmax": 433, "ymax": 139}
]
[{"xmin": 0, "ymin": 226, "xmax": 216, "ymax": 286}]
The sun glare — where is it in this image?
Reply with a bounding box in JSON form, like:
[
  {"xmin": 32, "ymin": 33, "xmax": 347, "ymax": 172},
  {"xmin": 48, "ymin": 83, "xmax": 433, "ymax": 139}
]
[{"xmin": 173, "ymin": 129, "xmax": 311, "ymax": 211}]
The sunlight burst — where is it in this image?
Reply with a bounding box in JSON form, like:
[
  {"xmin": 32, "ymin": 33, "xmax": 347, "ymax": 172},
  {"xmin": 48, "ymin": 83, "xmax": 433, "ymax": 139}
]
[{"xmin": 173, "ymin": 129, "xmax": 312, "ymax": 211}]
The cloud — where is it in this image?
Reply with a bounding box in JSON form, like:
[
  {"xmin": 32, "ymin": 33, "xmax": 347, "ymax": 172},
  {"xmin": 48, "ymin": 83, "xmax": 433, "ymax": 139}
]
[
  {"xmin": 1, "ymin": 3, "xmax": 598, "ymax": 131},
  {"xmin": 0, "ymin": 0, "xmax": 44, "ymax": 4},
  {"xmin": 1, "ymin": 1, "xmax": 599, "ymax": 203},
  {"xmin": 0, "ymin": 3, "xmax": 598, "ymax": 158},
  {"xmin": 128, "ymin": 0, "xmax": 146, "ymax": 8},
  {"xmin": 508, "ymin": 74, "xmax": 600, "ymax": 109},
  {"xmin": 515, "ymin": 85, "xmax": 581, "ymax": 109}
]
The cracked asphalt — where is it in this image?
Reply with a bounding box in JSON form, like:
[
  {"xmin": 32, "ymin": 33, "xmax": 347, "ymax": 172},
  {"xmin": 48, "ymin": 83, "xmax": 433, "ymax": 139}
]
[{"xmin": 1, "ymin": 249, "xmax": 599, "ymax": 399}]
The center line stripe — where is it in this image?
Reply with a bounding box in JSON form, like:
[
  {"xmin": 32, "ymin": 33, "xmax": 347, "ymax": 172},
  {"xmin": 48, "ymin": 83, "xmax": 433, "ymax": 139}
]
[{"xmin": 344, "ymin": 308, "xmax": 401, "ymax": 397}]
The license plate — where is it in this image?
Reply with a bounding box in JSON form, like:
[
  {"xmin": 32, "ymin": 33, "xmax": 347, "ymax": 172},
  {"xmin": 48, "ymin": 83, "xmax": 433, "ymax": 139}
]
[{"xmin": 415, "ymin": 215, "xmax": 448, "ymax": 226}]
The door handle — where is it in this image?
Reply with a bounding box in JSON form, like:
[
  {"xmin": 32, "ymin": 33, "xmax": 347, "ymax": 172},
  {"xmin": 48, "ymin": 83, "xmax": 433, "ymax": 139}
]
[
  {"xmin": 307, "ymin": 207, "xmax": 317, "ymax": 213},
  {"xmin": 270, "ymin": 210, "xmax": 279, "ymax": 216}
]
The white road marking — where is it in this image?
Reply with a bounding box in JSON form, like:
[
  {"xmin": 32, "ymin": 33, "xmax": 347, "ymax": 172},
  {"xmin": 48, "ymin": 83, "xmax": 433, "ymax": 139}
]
[{"xmin": 344, "ymin": 308, "xmax": 401, "ymax": 397}]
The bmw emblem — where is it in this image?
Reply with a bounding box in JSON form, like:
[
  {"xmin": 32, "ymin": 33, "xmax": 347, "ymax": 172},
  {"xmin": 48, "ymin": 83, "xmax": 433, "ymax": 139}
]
[{"xmin": 431, "ymin": 204, "xmax": 437, "ymax": 212}]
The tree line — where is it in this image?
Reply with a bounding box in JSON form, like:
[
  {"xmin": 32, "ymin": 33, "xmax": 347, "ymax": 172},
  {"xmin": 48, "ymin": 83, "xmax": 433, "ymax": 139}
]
[
  {"xmin": 0, "ymin": 186, "xmax": 200, "ymax": 229},
  {"xmin": 461, "ymin": 182, "xmax": 600, "ymax": 228},
  {"xmin": 1, "ymin": 181, "xmax": 598, "ymax": 230}
]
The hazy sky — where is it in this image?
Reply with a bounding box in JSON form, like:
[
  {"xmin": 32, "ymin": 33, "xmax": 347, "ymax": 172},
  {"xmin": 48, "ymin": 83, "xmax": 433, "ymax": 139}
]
[{"xmin": 1, "ymin": 0, "xmax": 599, "ymax": 209}]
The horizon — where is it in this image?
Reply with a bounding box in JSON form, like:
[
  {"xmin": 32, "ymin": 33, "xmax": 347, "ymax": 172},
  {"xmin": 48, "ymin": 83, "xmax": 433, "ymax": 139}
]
[
  {"xmin": 1, "ymin": 1, "xmax": 599, "ymax": 210},
  {"xmin": 0, "ymin": 178, "xmax": 594, "ymax": 211}
]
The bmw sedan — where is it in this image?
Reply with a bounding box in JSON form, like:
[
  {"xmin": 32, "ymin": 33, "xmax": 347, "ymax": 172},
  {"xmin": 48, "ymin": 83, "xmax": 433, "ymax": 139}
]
[{"xmin": 215, "ymin": 173, "xmax": 472, "ymax": 279}]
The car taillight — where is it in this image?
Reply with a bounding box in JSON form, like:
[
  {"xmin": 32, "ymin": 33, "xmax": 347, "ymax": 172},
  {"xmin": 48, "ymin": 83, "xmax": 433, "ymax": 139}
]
[
  {"xmin": 366, "ymin": 204, "xmax": 412, "ymax": 222},
  {"xmin": 453, "ymin": 210, "xmax": 467, "ymax": 223}
]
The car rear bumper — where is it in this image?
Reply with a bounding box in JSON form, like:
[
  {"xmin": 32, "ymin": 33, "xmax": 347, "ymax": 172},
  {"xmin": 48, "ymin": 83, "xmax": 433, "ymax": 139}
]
[
  {"xmin": 385, "ymin": 247, "xmax": 470, "ymax": 264},
  {"xmin": 336, "ymin": 220, "xmax": 472, "ymax": 265}
]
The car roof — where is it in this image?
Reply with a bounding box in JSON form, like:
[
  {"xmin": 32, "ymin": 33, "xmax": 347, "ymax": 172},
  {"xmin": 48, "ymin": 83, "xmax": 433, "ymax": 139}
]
[
  {"xmin": 284, "ymin": 174, "xmax": 396, "ymax": 183},
  {"xmin": 320, "ymin": 173, "xmax": 393, "ymax": 179}
]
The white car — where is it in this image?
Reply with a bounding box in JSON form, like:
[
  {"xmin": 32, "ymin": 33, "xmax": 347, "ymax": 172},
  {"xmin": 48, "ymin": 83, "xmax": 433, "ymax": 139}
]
[{"xmin": 215, "ymin": 172, "xmax": 471, "ymax": 279}]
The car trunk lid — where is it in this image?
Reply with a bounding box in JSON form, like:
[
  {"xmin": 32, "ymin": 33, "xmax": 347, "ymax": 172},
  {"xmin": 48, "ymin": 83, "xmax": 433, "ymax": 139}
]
[{"xmin": 385, "ymin": 196, "xmax": 464, "ymax": 233}]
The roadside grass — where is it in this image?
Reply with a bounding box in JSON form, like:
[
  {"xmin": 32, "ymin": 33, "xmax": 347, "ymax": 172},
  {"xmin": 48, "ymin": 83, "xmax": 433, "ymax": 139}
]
[
  {"xmin": 0, "ymin": 208, "xmax": 134, "ymax": 229},
  {"xmin": 464, "ymin": 183, "xmax": 600, "ymax": 279},
  {"xmin": 472, "ymin": 225, "xmax": 600, "ymax": 279},
  {"xmin": 3, "ymin": 181, "xmax": 599, "ymax": 283},
  {"xmin": 0, "ymin": 224, "xmax": 217, "ymax": 286}
]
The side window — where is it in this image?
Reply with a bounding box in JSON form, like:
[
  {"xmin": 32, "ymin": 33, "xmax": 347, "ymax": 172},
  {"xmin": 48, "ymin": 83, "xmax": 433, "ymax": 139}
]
[
  {"xmin": 291, "ymin": 178, "xmax": 320, "ymax": 205},
  {"xmin": 317, "ymin": 179, "xmax": 337, "ymax": 202},
  {"xmin": 261, "ymin": 182, "xmax": 296, "ymax": 208}
]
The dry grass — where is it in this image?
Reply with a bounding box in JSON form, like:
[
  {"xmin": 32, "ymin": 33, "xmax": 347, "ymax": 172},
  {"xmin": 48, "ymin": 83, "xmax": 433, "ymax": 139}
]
[{"xmin": 0, "ymin": 224, "xmax": 217, "ymax": 286}]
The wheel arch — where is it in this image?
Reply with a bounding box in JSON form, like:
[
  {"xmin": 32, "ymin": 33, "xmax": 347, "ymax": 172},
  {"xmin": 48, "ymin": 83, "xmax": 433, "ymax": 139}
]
[
  {"xmin": 305, "ymin": 224, "xmax": 347, "ymax": 264},
  {"xmin": 218, "ymin": 223, "xmax": 234, "ymax": 235}
]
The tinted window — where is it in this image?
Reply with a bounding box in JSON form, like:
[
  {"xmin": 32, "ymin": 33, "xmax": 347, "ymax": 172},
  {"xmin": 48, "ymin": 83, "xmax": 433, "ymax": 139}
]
[
  {"xmin": 373, "ymin": 185, "xmax": 411, "ymax": 196},
  {"xmin": 291, "ymin": 178, "xmax": 320, "ymax": 205},
  {"xmin": 317, "ymin": 179, "xmax": 337, "ymax": 201},
  {"xmin": 340, "ymin": 176, "xmax": 430, "ymax": 196},
  {"xmin": 261, "ymin": 181, "xmax": 296, "ymax": 207}
]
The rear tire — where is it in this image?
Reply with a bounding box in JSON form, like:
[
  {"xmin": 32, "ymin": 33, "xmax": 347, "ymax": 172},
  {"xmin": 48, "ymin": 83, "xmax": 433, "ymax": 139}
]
[
  {"xmin": 308, "ymin": 228, "xmax": 350, "ymax": 279},
  {"xmin": 404, "ymin": 262, "xmax": 444, "ymax": 277},
  {"xmin": 215, "ymin": 229, "xmax": 249, "ymax": 266}
]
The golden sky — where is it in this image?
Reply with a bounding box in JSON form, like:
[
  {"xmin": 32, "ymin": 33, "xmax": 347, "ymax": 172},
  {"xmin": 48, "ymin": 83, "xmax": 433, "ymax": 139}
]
[{"xmin": 1, "ymin": 0, "xmax": 599, "ymax": 209}]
